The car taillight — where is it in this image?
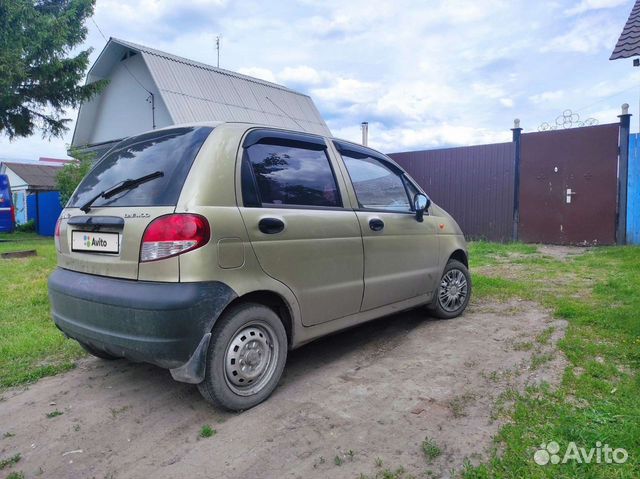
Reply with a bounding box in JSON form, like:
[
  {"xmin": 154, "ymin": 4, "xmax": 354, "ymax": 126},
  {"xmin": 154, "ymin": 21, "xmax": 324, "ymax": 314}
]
[
  {"xmin": 140, "ymin": 214, "xmax": 210, "ymax": 262},
  {"xmin": 54, "ymin": 217, "xmax": 61, "ymax": 252}
]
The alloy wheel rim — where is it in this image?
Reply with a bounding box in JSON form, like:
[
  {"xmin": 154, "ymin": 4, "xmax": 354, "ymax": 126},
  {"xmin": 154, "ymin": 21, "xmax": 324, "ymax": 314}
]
[
  {"xmin": 438, "ymin": 268, "xmax": 468, "ymax": 312},
  {"xmin": 224, "ymin": 322, "xmax": 278, "ymax": 396}
]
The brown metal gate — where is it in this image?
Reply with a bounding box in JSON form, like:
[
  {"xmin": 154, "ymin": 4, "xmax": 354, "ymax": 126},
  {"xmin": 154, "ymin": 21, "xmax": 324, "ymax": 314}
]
[{"xmin": 519, "ymin": 123, "xmax": 619, "ymax": 245}]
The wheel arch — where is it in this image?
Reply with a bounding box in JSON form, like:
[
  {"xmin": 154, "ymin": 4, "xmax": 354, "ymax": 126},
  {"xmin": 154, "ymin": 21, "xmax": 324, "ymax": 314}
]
[
  {"xmin": 219, "ymin": 290, "xmax": 294, "ymax": 348},
  {"xmin": 448, "ymin": 248, "xmax": 468, "ymax": 268}
]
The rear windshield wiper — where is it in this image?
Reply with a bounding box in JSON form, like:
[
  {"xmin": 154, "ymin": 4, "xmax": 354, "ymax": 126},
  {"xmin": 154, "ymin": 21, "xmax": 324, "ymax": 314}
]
[{"xmin": 80, "ymin": 170, "xmax": 164, "ymax": 213}]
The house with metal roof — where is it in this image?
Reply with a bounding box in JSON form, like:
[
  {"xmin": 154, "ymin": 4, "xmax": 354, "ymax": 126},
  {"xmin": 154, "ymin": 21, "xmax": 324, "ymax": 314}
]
[
  {"xmin": 611, "ymin": 0, "xmax": 640, "ymax": 60},
  {"xmin": 0, "ymin": 160, "xmax": 69, "ymax": 235},
  {"xmin": 71, "ymin": 38, "xmax": 330, "ymax": 157}
]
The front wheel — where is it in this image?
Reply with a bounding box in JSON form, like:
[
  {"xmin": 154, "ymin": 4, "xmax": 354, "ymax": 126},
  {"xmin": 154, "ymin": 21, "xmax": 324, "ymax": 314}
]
[
  {"xmin": 427, "ymin": 259, "xmax": 471, "ymax": 319},
  {"xmin": 197, "ymin": 303, "xmax": 288, "ymax": 411}
]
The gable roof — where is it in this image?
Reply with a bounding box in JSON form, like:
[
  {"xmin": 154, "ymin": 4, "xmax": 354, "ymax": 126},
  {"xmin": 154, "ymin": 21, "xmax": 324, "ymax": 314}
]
[
  {"xmin": 611, "ymin": 0, "xmax": 640, "ymax": 60},
  {"xmin": 73, "ymin": 37, "xmax": 330, "ymax": 147},
  {"xmin": 1, "ymin": 162, "xmax": 62, "ymax": 191}
]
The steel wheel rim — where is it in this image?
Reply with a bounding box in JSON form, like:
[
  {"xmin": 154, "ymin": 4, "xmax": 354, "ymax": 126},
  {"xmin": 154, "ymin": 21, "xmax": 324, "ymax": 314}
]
[
  {"xmin": 438, "ymin": 268, "xmax": 468, "ymax": 313},
  {"xmin": 224, "ymin": 321, "xmax": 279, "ymax": 396}
]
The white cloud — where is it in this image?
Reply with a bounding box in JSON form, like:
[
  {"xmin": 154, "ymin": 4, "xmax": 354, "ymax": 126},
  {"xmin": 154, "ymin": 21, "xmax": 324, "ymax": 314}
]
[
  {"xmin": 278, "ymin": 66, "xmax": 327, "ymax": 86},
  {"xmin": 564, "ymin": 0, "xmax": 629, "ymax": 16},
  {"xmin": 542, "ymin": 16, "xmax": 620, "ymax": 53},
  {"xmin": 500, "ymin": 98, "xmax": 514, "ymax": 108},
  {"xmin": 332, "ymin": 122, "xmax": 510, "ymax": 153},
  {"xmin": 529, "ymin": 90, "xmax": 565, "ymax": 104},
  {"xmin": 311, "ymin": 78, "xmax": 382, "ymax": 104},
  {"xmin": 472, "ymin": 82, "xmax": 505, "ymax": 99},
  {"xmin": 236, "ymin": 67, "xmax": 277, "ymax": 83}
]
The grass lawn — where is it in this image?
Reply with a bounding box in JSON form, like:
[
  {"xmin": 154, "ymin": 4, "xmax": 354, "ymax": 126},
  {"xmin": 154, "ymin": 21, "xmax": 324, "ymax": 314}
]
[
  {"xmin": 0, "ymin": 232, "xmax": 83, "ymax": 389},
  {"xmin": 462, "ymin": 242, "xmax": 640, "ymax": 478}
]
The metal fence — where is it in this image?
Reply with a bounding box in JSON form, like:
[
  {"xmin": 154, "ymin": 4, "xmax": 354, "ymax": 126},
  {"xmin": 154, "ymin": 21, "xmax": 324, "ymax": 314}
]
[
  {"xmin": 389, "ymin": 120, "xmax": 624, "ymax": 245},
  {"xmin": 389, "ymin": 142, "xmax": 516, "ymax": 242}
]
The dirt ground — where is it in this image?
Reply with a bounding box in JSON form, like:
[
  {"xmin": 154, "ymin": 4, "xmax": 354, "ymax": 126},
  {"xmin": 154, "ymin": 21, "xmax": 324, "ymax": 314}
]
[{"xmin": 0, "ymin": 298, "xmax": 567, "ymax": 479}]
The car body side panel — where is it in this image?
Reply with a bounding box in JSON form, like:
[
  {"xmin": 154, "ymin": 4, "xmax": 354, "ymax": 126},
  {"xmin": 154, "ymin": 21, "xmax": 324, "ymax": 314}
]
[
  {"xmin": 174, "ymin": 124, "xmax": 468, "ymax": 348},
  {"xmin": 238, "ymin": 207, "xmax": 364, "ymax": 326},
  {"xmin": 356, "ymin": 211, "xmax": 440, "ymax": 310}
]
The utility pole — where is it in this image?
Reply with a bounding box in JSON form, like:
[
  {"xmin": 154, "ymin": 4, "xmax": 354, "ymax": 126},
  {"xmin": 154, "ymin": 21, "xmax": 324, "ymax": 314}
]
[{"xmin": 216, "ymin": 35, "xmax": 221, "ymax": 68}]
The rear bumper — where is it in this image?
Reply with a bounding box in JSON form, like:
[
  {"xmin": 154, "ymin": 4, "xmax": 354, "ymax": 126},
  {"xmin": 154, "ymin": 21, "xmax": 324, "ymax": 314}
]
[{"xmin": 48, "ymin": 268, "xmax": 236, "ymax": 382}]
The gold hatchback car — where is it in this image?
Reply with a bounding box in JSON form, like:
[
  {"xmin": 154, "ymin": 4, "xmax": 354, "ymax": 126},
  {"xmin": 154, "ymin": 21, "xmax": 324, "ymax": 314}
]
[{"xmin": 49, "ymin": 122, "xmax": 471, "ymax": 411}]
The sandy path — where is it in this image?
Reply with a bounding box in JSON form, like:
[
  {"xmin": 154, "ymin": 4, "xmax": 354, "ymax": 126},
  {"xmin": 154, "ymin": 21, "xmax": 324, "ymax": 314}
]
[{"xmin": 0, "ymin": 300, "xmax": 566, "ymax": 479}]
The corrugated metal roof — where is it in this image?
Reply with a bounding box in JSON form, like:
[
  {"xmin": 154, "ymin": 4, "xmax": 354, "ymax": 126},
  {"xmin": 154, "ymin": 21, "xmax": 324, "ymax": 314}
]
[
  {"xmin": 611, "ymin": 0, "xmax": 640, "ymax": 60},
  {"xmin": 1, "ymin": 162, "xmax": 63, "ymax": 191},
  {"xmin": 110, "ymin": 38, "xmax": 331, "ymax": 136}
]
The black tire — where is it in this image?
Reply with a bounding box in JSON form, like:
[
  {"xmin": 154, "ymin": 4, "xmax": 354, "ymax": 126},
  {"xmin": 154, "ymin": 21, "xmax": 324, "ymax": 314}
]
[
  {"xmin": 197, "ymin": 302, "xmax": 288, "ymax": 412},
  {"xmin": 427, "ymin": 259, "xmax": 472, "ymax": 319},
  {"xmin": 79, "ymin": 341, "xmax": 121, "ymax": 360}
]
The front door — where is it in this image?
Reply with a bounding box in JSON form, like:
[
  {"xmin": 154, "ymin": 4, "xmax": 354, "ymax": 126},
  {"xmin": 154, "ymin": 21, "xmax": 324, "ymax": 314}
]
[
  {"xmin": 238, "ymin": 130, "xmax": 364, "ymax": 326},
  {"xmin": 335, "ymin": 143, "xmax": 440, "ymax": 311}
]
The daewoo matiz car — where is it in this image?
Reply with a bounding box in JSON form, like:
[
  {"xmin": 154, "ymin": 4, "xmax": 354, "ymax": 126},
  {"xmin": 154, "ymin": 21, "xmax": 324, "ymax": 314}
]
[{"xmin": 49, "ymin": 123, "xmax": 471, "ymax": 411}]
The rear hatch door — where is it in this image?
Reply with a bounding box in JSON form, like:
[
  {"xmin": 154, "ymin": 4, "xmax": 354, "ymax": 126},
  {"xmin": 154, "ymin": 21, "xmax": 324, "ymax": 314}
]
[{"xmin": 57, "ymin": 126, "xmax": 213, "ymax": 280}]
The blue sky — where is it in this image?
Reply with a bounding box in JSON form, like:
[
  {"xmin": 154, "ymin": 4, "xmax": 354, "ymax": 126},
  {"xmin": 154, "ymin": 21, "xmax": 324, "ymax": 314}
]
[{"xmin": 1, "ymin": 0, "xmax": 639, "ymax": 159}]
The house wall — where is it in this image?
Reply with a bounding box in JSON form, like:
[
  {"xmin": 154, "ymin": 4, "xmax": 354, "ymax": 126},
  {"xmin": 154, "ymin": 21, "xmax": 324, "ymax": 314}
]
[
  {"xmin": 86, "ymin": 53, "xmax": 172, "ymax": 145},
  {"xmin": 1, "ymin": 167, "xmax": 28, "ymax": 224},
  {"xmin": 1, "ymin": 167, "xmax": 27, "ymax": 190}
]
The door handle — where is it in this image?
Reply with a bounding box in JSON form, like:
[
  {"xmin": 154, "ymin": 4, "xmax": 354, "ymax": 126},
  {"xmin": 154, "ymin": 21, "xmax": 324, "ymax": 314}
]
[
  {"xmin": 258, "ymin": 217, "xmax": 285, "ymax": 234},
  {"xmin": 369, "ymin": 218, "xmax": 384, "ymax": 231}
]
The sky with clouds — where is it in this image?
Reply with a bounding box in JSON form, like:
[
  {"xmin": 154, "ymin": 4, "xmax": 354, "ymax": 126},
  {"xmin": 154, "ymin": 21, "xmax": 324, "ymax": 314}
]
[{"xmin": 2, "ymin": 0, "xmax": 639, "ymax": 159}]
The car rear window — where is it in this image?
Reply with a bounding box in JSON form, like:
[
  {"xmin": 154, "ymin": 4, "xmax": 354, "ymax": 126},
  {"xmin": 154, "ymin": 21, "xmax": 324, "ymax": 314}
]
[{"xmin": 68, "ymin": 127, "xmax": 213, "ymax": 208}]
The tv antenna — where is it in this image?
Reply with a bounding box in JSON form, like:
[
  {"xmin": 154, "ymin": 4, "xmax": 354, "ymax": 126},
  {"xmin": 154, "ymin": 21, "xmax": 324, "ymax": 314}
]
[{"xmin": 215, "ymin": 35, "xmax": 221, "ymax": 68}]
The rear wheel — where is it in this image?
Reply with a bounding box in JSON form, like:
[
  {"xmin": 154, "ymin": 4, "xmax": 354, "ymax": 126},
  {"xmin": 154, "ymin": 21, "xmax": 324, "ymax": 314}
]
[
  {"xmin": 79, "ymin": 341, "xmax": 121, "ymax": 360},
  {"xmin": 197, "ymin": 302, "xmax": 288, "ymax": 411},
  {"xmin": 427, "ymin": 259, "xmax": 471, "ymax": 319}
]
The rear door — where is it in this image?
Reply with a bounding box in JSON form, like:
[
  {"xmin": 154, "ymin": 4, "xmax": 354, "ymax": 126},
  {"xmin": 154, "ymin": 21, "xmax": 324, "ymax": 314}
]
[
  {"xmin": 238, "ymin": 129, "xmax": 364, "ymax": 326},
  {"xmin": 57, "ymin": 126, "xmax": 213, "ymax": 280},
  {"xmin": 334, "ymin": 141, "xmax": 440, "ymax": 311}
]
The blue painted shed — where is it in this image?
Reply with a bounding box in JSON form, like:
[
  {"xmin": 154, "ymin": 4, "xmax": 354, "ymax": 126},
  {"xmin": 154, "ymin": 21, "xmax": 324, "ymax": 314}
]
[
  {"xmin": 0, "ymin": 161, "xmax": 65, "ymax": 236},
  {"xmin": 27, "ymin": 191, "xmax": 63, "ymax": 236}
]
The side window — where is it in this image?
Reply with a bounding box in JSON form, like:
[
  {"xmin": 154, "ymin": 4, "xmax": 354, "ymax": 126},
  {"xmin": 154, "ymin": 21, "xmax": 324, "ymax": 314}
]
[
  {"xmin": 342, "ymin": 153, "xmax": 411, "ymax": 212},
  {"xmin": 244, "ymin": 141, "xmax": 341, "ymax": 208}
]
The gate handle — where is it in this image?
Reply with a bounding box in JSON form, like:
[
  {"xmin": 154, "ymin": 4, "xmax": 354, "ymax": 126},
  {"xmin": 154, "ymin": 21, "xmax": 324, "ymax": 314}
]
[
  {"xmin": 258, "ymin": 217, "xmax": 285, "ymax": 234},
  {"xmin": 369, "ymin": 218, "xmax": 385, "ymax": 231}
]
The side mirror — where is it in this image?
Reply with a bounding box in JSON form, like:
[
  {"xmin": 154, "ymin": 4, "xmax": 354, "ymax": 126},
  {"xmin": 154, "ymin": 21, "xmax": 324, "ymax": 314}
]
[{"xmin": 414, "ymin": 193, "xmax": 431, "ymax": 222}]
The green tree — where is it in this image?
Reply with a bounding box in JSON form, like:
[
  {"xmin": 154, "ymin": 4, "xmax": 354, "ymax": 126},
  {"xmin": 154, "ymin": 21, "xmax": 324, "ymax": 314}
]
[
  {"xmin": 0, "ymin": 0, "xmax": 105, "ymax": 139},
  {"xmin": 56, "ymin": 148, "xmax": 94, "ymax": 205}
]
